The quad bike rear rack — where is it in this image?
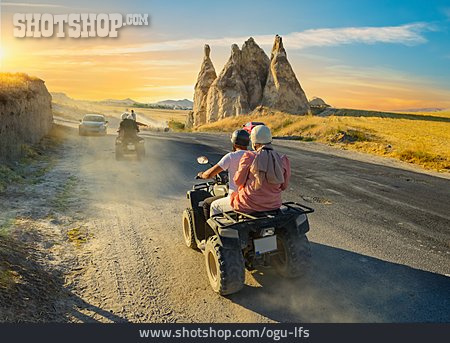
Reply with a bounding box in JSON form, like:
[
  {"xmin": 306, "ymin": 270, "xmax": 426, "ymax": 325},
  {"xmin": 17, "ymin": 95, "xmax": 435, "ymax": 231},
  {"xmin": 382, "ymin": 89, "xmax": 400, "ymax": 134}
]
[{"xmin": 209, "ymin": 201, "xmax": 314, "ymax": 229}]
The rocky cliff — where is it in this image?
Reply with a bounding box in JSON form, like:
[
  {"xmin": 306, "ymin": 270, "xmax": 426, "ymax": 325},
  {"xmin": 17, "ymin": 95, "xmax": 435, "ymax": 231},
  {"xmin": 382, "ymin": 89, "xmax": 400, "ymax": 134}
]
[
  {"xmin": 189, "ymin": 35, "xmax": 310, "ymax": 127},
  {"xmin": 0, "ymin": 73, "xmax": 53, "ymax": 160}
]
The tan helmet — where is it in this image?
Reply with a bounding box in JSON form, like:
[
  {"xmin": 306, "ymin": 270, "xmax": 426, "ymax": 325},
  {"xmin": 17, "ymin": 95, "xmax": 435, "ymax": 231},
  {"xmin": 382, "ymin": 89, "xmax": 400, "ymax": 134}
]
[{"xmin": 251, "ymin": 125, "xmax": 272, "ymax": 144}]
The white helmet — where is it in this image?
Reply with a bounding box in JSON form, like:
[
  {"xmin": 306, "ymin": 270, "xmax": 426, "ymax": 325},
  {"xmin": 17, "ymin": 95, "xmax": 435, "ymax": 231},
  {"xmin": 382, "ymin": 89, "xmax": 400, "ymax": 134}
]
[
  {"xmin": 121, "ymin": 112, "xmax": 129, "ymax": 120},
  {"xmin": 251, "ymin": 125, "xmax": 272, "ymax": 144}
]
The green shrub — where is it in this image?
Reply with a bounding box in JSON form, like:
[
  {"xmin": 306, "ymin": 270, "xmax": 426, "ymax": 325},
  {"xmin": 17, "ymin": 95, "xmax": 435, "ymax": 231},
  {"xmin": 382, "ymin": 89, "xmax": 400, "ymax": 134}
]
[
  {"xmin": 0, "ymin": 165, "xmax": 22, "ymax": 192},
  {"xmin": 168, "ymin": 120, "xmax": 185, "ymax": 131}
]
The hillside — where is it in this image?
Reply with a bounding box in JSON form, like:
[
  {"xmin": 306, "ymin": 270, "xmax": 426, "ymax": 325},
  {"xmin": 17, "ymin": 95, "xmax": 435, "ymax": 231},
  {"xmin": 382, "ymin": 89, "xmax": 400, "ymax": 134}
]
[
  {"xmin": 197, "ymin": 106, "xmax": 450, "ymax": 172},
  {"xmin": 156, "ymin": 99, "xmax": 193, "ymax": 109}
]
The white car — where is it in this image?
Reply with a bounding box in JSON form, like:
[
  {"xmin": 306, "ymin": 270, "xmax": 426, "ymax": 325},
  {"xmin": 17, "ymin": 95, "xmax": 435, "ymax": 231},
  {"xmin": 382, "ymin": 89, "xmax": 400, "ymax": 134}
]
[{"xmin": 79, "ymin": 114, "xmax": 108, "ymax": 136}]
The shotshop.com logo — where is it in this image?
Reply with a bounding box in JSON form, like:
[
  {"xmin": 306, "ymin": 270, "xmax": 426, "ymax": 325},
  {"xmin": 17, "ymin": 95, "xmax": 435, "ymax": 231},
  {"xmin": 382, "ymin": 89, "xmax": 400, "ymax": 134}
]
[{"xmin": 13, "ymin": 13, "xmax": 149, "ymax": 38}]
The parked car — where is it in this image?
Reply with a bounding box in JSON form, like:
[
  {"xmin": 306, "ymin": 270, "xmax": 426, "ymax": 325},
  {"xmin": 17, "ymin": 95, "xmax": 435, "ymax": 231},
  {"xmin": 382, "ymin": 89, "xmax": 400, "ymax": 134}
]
[
  {"xmin": 242, "ymin": 121, "xmax": 265, "ymax": 134},
  {"xmin": 79, "ymin": 114, "xmax": 108, "ymax": 136}
]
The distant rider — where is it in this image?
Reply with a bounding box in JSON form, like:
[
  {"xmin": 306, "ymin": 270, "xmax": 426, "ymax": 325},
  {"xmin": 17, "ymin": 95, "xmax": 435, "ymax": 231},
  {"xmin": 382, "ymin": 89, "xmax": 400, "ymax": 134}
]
[
  {"xmin": 197, "ymin": 129, "xmax": 250, "ymax": 218},
  {"xmin": 118, "ymin": 113, "xmax": 140, "ymax": 139}
]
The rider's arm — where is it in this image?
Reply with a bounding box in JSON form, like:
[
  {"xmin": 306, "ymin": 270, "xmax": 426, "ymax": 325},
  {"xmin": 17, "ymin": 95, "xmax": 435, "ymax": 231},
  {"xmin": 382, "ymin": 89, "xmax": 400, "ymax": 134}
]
[
  {"xmin": 198, "ymin": 152, "xmax": 230, "ymax": 179},
  {"xmin": 198, "ymin": 164, "xmax": 223, "ymax": 179}
]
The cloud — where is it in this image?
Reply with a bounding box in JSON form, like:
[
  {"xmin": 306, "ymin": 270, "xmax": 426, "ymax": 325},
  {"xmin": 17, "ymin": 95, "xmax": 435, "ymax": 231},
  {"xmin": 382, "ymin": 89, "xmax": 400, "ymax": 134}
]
[
  {"xmin": 134, "ymin": 85, "xmax": 193, "ymax": 92},
  {"xmin": 308, "ymin": 64, "xmax": 450, "ymax": 97},
  {"xmin": 283, "ymin": 23, "xmax": 432, "ymax": 48},
  {"xmin": 0, "ymin": 2, "xmax": 67, "ymax": 8},
  {"xmin": 34, "ymin": 22, "xmax": 433, "ymax": 57},
  {"xmin": 443, "ymin": 7, "xmax": 450, "ymax": 19}
]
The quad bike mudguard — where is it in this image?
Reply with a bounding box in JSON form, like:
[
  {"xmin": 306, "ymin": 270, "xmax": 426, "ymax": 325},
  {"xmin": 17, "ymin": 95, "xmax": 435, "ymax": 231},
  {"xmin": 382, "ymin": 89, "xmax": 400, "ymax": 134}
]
[{"xmin": 186, "ymin": 187, "xmax": 217, "ymax": 243}]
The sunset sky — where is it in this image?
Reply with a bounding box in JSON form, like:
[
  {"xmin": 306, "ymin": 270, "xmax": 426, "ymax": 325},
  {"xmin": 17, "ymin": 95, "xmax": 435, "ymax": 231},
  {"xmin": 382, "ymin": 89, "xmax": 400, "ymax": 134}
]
[{"xmin": 1, "ymin": 0, "xmax": 449, "ymax": 110}]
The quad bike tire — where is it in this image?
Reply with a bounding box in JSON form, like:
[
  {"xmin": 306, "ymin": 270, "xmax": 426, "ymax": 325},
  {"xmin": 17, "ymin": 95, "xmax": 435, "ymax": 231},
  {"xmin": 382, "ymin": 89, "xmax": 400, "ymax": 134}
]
[
  {"xmin": 204, "ymin": 236, "xmax": 245, "ymax": 295},
  {"xmin": 115, "ymin": 145, "xmax": 123, "ymax": 160},
  {"xmin": 182, "ymin": 208, "xmax": 197, "ymax": 249},
  {"xmin": 136, "ymin": 143, "xmax": 145, "ymax": 160},
  {"xmin": 273, "ymin": 232, "xmax": 311, "ymax": 278}
]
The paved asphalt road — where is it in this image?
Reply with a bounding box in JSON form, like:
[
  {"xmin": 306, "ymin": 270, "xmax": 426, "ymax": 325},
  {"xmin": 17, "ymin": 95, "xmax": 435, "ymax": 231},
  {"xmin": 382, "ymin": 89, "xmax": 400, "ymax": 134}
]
[
  {"xmin": 56, "ymin": 114, "xmax": 449, "ymax": 322},
  {"xmin": 138, "ymin": 130, "xmax": 450, "ymax": 322}
]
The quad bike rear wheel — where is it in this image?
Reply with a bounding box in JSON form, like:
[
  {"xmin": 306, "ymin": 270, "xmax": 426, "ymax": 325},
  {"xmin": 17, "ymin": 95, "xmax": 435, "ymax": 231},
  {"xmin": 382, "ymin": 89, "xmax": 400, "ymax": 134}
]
[
  {"xmin": 182, "ymin": 209, "xmax": 197, "ymax": 249},
  {"xmin": 273, "ymin": 232, "xmax": 311, "ymax": 278},
  {"xmin": 204, "ymin": 236, "xmax": 244, "ymax": 295}
]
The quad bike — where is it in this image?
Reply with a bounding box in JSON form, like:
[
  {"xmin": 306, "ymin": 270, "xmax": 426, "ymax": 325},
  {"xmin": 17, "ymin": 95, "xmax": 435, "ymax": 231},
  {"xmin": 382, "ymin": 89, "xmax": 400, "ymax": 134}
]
[
  {"xmin": 115, "ymin": 134, "xmax": 145, "ymax": 160},
  {"xmin": 182, "ymin": 155, "xmax": 314, "ymax": 295}
]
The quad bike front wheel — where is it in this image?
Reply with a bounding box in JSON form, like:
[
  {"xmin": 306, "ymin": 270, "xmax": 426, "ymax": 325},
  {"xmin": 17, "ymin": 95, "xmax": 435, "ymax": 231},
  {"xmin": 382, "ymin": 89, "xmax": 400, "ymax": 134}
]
[
  {"xmin": 115, "ymin": 144, "xmax": 123, "ymax": 160},
  {"xmin": 204, "ymin": 236, "xmax": 244, "ymax": 295},
  {"xmin": 273, "ymin": 232, "xmax": 311, "ymax": 278},
  {"xmin": 182, "ymin": 209, "xmax": 197, "ymax": 249},
  {"xmin": 136, "ymin": 142, "xmax": 145, "ymax": 160}
]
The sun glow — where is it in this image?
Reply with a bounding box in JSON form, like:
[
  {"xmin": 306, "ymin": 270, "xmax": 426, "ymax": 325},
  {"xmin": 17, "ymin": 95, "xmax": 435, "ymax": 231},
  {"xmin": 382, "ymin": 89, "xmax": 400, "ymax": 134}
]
[{"xmin": 0, "ymin": 46, "xmax": 5, "ymax": 70}]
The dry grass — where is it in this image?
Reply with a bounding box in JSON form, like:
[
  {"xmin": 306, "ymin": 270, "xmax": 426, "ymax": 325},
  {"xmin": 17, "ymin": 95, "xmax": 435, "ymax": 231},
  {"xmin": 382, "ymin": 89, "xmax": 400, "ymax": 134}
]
[
  {"xmin": 0, "ymin": 72, "xmax": 39, "ymax": 86},
  {"xmin": 67, "ymin": 226, "xmax": 90, "ymax": 247},
  {"xmin": 0, "ymin": 73, "xmax": 41, "ymax": 101},
  {"xmin": 197, "ymin": 107, "xmax": 450, "ymax": 172}
]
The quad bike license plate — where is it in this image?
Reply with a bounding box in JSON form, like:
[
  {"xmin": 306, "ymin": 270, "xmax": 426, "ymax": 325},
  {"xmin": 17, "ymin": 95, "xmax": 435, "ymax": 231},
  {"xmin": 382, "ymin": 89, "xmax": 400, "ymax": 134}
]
[
  {"xmin": 254, "ymin": 235, "xmax": 277, "ymax": 255},
  {"xmin": 127, "ymin": 144, "xmax": 136, "ymax": 151}
]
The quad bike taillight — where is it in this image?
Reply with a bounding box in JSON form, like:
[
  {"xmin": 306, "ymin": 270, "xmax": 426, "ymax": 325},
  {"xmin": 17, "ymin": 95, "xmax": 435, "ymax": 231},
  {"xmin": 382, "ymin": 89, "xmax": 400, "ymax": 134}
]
[{"xmin": 261, "ymin": 227, "xmax": 275, "ymax": 237}]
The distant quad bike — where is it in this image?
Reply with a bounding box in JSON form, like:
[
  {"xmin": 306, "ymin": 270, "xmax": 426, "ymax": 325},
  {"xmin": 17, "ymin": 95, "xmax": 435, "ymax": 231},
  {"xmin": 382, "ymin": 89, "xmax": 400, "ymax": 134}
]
[
  {"xmin": 115, "ymin": 135, "xmax": 145, "ymax": 160},
  {"xmin": 182, "ymin": 156, "xmax": 314, "ymax": 295}
]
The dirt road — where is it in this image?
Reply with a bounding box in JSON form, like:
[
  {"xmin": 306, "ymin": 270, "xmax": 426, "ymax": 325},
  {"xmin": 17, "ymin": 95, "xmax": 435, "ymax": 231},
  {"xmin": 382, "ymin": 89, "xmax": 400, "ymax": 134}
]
[{"xmin": 3, "ymin": 125, "xmax": 448, "ymax": 322}]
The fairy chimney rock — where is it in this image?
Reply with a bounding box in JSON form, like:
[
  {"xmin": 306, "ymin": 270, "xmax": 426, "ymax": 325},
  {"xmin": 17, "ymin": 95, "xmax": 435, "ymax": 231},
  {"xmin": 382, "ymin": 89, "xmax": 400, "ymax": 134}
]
[
  {"xmin": 262, "ymin": 35, "xmax": 310, "ymax": 115},
  {"xmin": 189, "ymin": 35, "xmax": 311, "ymax": 127},
  {"xmin": 191, "ymin": 44, "xmax": 217, "ymax": 127},
  {"xmin": 206, "ymin": 44, "xmax": 250, "ymax": 122},
  {"xmin": 240, "ymin": 37, "xmax": 270, "ymax": 110}
]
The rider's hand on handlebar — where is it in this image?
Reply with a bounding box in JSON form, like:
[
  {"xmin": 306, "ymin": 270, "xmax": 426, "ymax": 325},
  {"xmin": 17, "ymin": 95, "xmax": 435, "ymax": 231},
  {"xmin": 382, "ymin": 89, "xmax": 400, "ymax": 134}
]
[{"xmin": 196, "ymin": 172, "xmax": 204, "ymax": 180}]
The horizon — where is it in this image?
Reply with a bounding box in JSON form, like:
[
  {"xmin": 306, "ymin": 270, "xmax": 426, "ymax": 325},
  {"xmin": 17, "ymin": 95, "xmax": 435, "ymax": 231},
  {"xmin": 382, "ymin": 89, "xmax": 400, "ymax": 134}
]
[{"xmin": 1, "ymin": 0, "xmax": 450, "ymax": 110}]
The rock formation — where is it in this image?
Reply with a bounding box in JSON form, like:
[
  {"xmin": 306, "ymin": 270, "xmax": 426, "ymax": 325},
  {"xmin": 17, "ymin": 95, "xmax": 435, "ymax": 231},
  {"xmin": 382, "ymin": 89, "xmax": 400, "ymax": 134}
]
[
  {"xmin": 262, "ymin": 35, "xmax": 310, "ymax": 115},
  {"xmin": 309, "ymin": 96, "xmax": 330, "ymax": 108},
  {"xmin": 185, "ymin": 110, "xmax": 194, "ymax": 128},
  {"xmin": 189, "ymin": 35, "xmax": 310, "ymax": 127},
  {"xmin": 240, "ymin": 37, "xmax": 270, "ymax": 109},
  {"xmin": 206, "ymin": 44, "xmax": 250, "ymax": 122},
  {"xmin": 189, "ymin": 44, "xmax": 217, "ymax": 127}
]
